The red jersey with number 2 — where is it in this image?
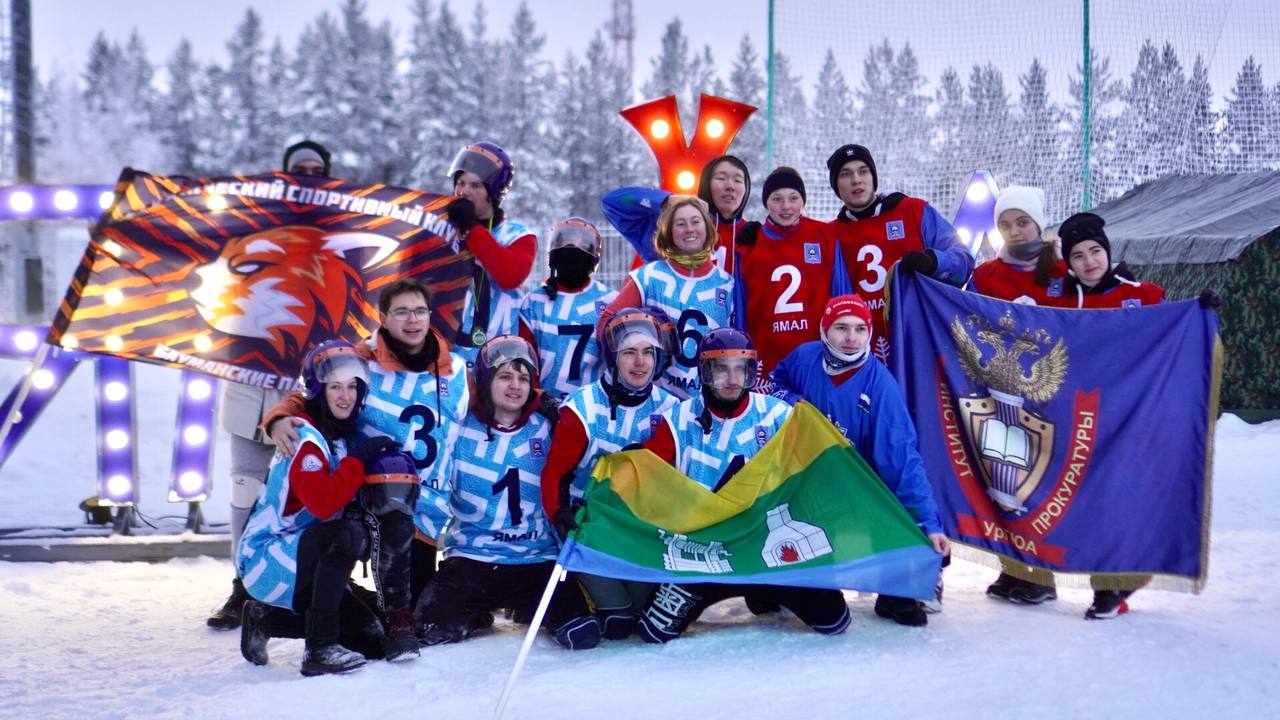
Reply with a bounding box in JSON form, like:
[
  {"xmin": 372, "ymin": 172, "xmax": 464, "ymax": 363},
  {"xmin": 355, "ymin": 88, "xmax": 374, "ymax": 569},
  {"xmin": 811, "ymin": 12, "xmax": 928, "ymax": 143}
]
[{"xmin": 738, "ymin": 217, "xmax": 842, "ymax": 376}]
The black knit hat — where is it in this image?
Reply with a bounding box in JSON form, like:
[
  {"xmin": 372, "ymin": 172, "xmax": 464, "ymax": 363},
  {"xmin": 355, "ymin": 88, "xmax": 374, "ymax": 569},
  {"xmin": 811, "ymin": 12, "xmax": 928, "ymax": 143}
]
[
  {"xmin": 762, "ymin": 166, "xmax": 806, "ymax": 207},
  {"xmin": 1058, "ymin": 212, "xmax": 1111, "ymax": 262},
  {"xmin": 283, "ymin": 139, "xmax": 332, "ymax": 177},
  {"xmin": 826, "ymin": 144, "xmax": 878, "ymax": 195}
]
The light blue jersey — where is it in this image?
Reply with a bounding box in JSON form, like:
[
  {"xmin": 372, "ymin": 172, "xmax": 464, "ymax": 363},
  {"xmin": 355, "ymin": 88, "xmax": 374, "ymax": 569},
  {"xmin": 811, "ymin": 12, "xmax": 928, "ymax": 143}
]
[
  {"xmin": 357, "ymin": 338, "xmax": 470, "ymax": 541},
  {"xmin": 561, "ymin": 380, "xmax": 678, "ymax": 497},
  {"xmin": 629, "ymin": 260, "xmax": 735, "ymax": 399},
  {"xmin": 456, "ymin": 218, "xmax": 533, "ymax": 365},
  {"xmin": 441, "ymin": 413, "xmax": 556, "ymax": 563},
  {"xmin": 519, "ymin": 280, "xmax": 618, "ymax": 398},
  {"xmin": 237, "ymin": 421, "xmax": 345, "ymax": 610},
  {"xmin": 664, "ymin": 392, "xmax": 792, "ymax": 491}
]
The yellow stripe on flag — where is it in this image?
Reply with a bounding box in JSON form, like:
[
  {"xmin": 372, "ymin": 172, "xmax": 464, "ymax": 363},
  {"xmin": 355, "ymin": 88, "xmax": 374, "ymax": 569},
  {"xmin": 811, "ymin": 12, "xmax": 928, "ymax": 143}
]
[{"xmin": 588, "ymin": 402, "xmax": 851, "ymax": 533}]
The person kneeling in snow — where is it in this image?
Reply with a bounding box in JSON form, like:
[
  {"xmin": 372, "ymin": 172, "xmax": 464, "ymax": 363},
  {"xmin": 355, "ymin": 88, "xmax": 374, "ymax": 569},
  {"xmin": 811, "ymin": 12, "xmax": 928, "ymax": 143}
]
[
  {"xmin": 636, "ymin": 328, "xmax": 853, "ymax": 643},
  {"xmin": 416, "ymin": 336, "xmax": 600, "ymax": 649},
  {"xmin": 769, "ymin": 294, "xmax": 950, "ymax": 626},
  {"xmin": 237, "ymin": 340, "xmax": 415, "ymax": 676}
]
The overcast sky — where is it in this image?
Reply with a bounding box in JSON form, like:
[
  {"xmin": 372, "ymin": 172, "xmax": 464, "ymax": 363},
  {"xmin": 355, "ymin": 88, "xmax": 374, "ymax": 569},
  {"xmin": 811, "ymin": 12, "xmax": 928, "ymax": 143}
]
[{"xmin": 32, "ymin": 0, "xmax": 1278, "ymax": 109}]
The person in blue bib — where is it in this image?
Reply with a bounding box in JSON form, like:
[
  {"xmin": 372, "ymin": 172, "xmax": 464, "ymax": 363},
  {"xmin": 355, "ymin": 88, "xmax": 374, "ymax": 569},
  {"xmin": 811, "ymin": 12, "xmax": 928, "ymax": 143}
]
[
  {"xmin": 542, "ymin": 307, "xmax": 679, "ymax": 639},
  {"xmin": 636, "ymin": 328, "xmax": 853, "ymax": 643},
  {"xmin": 518, "ymin": 217, "xmax": 618, "ymax": 399},
  {"xmin": 769, "ymin": 294, "xmax": 950, "ymax": 626},
  {"xmin": 237, "ymin": 340, "xmax": 417, "ymax": 676},
  {"xmin": 415, "ymin": 336, "xmax": 600, "ymax": 649},
  {"xmin": 601, "ymin": 197, "xmax": 737, "ymax": 399}
]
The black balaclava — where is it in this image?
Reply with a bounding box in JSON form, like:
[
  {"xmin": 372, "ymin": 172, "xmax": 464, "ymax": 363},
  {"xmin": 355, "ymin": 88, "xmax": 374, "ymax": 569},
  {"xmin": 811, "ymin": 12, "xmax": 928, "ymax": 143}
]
[
  {"xmin": 698, "ymin": 155, "xmax": 752, "ymax": 222},
  {"xmin": 545, "ymin": 247, "xmax": 597, "ymax": 300}
]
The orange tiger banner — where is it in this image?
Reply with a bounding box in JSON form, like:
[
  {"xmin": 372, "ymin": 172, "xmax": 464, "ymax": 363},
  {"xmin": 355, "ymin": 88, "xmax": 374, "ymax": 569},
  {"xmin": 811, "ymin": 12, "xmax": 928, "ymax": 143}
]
[{"xmin": 47, "ymin": 168, "xmax": 473, "ymax": 389}]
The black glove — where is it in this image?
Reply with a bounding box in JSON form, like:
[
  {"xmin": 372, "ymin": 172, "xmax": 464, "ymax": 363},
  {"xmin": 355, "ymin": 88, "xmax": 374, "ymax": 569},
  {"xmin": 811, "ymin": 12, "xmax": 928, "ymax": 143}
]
[
  {"xmin": 898, "ymin": 250, "xmax": 938, "ymax": 276},
  {"xmin": 447, "ymin": 197, "xmax": 481, "ymax": 237},
  {"xmin": 348, "ymin": 436, "xmax": 401, "ymax": 470},
  {"xmin": 535, "ymin": 391, "xmax": 562, "ymax": 427},
  {"xmin": 736, "ymin": 221, "xmax": 761, "ymax": 247},
  {"xmin": 553, "ymin": 504, "xmax": 580, "ymax": 540},
  {"xmin": 1198, "ymin": 288, "xmax": 1222, "ymax": 311}
]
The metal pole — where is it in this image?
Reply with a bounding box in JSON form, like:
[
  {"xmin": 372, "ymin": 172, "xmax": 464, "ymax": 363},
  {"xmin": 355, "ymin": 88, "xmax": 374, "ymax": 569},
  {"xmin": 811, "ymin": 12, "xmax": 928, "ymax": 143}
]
[
  {"xmin": 1080, "ymin": 0, "xmax": 1092, "ymax": 211},
  {"xmin": 11, "ymin": 0, "xmax": 33, "ymax": 182},
  {"xmin": 0, "ymin": 341, "xmax": 49, "ymax": 462},
  {"xmin": 764, "ymin": 0, "xmax": 775, "ymax": 170},
  {"xmin": 492, "ymin": 561, "xmax": 567, "ymax": 720}
]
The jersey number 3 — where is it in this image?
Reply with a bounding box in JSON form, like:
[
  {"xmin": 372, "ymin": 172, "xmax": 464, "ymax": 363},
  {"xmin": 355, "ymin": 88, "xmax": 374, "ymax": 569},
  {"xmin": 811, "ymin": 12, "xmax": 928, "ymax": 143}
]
[{"xmin": 398, "ymin": 405, "xmax": 439, "ymax": 471}]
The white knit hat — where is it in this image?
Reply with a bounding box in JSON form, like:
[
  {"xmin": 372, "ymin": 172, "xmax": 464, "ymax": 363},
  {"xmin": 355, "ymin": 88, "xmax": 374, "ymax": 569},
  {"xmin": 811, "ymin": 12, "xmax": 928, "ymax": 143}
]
[{"xmin": 994, "ymin": 186, "xmax": 1047, "ymax": 232}]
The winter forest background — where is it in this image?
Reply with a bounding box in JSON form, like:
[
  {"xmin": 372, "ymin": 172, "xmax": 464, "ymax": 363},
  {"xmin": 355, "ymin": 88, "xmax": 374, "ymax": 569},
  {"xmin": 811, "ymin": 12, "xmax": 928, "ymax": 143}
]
[{"xmin": 23, "ymin": 0, "xmax": 1280, "ymax": 234}]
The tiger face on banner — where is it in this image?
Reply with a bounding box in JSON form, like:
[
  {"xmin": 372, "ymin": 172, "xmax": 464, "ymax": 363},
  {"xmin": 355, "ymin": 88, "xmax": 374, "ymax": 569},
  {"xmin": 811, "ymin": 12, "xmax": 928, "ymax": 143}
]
[{"xmin": 48, "ymin": 169, "xmax": 473, "ymax": 390}]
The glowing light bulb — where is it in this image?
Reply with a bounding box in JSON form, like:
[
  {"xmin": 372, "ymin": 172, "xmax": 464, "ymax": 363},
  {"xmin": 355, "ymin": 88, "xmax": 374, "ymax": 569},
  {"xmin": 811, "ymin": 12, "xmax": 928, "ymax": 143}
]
[
  {"xmin": 104, "ymin": 381, "xmax": 128, "ymax": 402},
  {"xmin": 104, "ymin": 288, "xmax": 125, "ymax": 307},
  {"xmin": 61, "ymin": 334, "xmax": 79, "ymax": 350},
  {"xmin": 106, "ymin": 429, "xmax": 130, "ymax": 450},
  {"xmin": 98, "ymin": 191, "xmax": 114, "ymax": 209},
  {"xmin": 193, "ymin": 335, "xmax": 212, "ymax": 352},
  {"xmin": 676, "ymin": 171, "xmax": 696, "ymax": 190},
  {"xmin": 14, "ymin": 331, "xmax": 38, "ymax": 352},
  {"xmin": 106, "ymin": 475, "xmax": 132, "ymax": 498},
  {"xmin": 183, "ymin": 425, "xmax": 208, "ymax": 446},
  {"xmin": 649, "ymin": 119, "xmax": 670, "ymax": 140},
  {"xmin": 9, "ymin": 191, "xmax": 34, "ymax": 213},
  {"xmin": 105, "ymin": 335, "xmax": 124, "ymax": 352},
  {"xmin": 206, "ymin": 194, "xmax": 228, "ymax": 211},
  {"xmin": 187, "ymin": 380, "xmax": 212, "ymax": 401},
  {"xmin": 178, "ymin": 472, "xmax": 205, "ymax": 494},
  {"xmin": 966, "ymin": 183, "xmax": 990, "ymax": 203},
  {"xmin": 53, "ymin": 190, "xmax": 78, "ymax": 211},
  {"xmin": 704, "ymin": 118, "xmax": 725, "ymax": 138},
  {"xmin": 31, "ymin": 369, "xmax": 56, "ymax": 390}
]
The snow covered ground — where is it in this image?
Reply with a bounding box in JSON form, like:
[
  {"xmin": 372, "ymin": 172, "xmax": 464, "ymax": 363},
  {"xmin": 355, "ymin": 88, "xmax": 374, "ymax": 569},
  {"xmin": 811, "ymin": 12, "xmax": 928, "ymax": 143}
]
[{"xmin": 0, "ymin": 360, "xmax": 1277, "ymax": 719}]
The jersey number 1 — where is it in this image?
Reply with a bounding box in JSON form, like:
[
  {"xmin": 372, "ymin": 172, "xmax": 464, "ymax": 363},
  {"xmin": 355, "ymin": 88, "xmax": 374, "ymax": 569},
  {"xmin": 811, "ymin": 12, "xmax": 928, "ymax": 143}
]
[{"xmin": 492, "ymin": 467, "xmax": 524, "ymax": 526}]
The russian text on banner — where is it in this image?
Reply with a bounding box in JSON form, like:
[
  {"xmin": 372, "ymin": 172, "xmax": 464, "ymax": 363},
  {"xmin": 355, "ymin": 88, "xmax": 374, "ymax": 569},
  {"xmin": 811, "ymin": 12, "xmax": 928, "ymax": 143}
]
[
  {"xmin": 47, "ymin": 168, "xmax": 472, "ymax": 388},
  {"xmin": 888, "ymin": 272, "xmax": 1218, "ymax": 591},
  {"xmin": 558, "ymin": 402, "xmax": 942, "ymax": 600}
]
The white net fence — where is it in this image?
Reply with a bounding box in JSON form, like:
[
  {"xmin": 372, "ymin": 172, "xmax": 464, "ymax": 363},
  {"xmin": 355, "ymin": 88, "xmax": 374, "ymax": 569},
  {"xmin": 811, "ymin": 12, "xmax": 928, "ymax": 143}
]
[{"xmin": 768, "ymin": 0, "xmax": 1280, "ymax": 225}]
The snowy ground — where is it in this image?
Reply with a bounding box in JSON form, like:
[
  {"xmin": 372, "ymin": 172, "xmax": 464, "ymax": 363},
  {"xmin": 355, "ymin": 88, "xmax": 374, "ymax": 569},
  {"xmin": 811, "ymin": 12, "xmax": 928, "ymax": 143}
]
[{"xmin": 0, "ymin": 360, "xmax": 1278, "ymax": 719}]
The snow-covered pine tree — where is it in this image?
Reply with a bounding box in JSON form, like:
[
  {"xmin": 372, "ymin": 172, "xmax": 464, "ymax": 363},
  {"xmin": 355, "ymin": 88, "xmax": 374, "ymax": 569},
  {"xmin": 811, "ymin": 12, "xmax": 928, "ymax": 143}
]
[
  {"xmin": 810, "ymin": 48, "xmax": 853, "ymax": 197},
  {"xmin": 1183, "ymin": 55, "xmax": 1218, "ymax": 173},
  {"xmin": 491, "ymin": 1, "xmax": 556, "ymax": 227},
  {"xmin": 927, "ymin": 66, "xmax": 967, "ymax": 214},
  {"xmin": 159, "ymin": 40, "xmax": 202, "ymax": 176},
  {"xmin": 768, "ymin": 51, "xmax": 808, "ymax": 208},
  {"xmin": 964, "ymin": 63, "xmax": 1011, "ymax": 194},
  {"xmin": 223, "ymin": 9, "xmax": 274, "ymax": 172},
  {"xmin": 1222, "ymin": 56, "xmax": 1271, "ymax": 172},
  {"xmin": 641, "ymin": 18, "xmax": 697, "ymax": 135},
  {"xmin": 1015, "ymin": 58, "xmax": 1065, "ymax": 218},
  {"xmin": 727, "ymin": 35, "xmax": 766, "ymax": 186}
]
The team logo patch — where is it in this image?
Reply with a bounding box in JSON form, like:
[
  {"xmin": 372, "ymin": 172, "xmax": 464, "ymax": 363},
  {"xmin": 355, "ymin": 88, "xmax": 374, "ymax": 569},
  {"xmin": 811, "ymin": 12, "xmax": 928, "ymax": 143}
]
[
  {"xmin": 886, "ymin": 220, "xmax": 906, "ymax": 240},
  {"xmin": 1122, "ymin": 299, "xmax": 1141, "ymax": 309},
  {"xmin": 803, "ymin": 243, "xmax": 822, "ymax": 264},
  {"xmin": 301, "ymin": 453, "xmax": 324, "ymax": 472},
  {"xmin": 754, "ymin": 425, "xmax": 770, "ymax": 447},
  {"xmin": 529, "ymin": 438, "xmax": 546, "ymax": 458},
  {"xmin": 858, "ymin": 393, "xmax": 872, "ymax": 414},
  {"xmin": 1048, "ymin": 278, "xmax": 1064, "ymax": 297},
  {"xmin": 438, "ymin": 380, "xmax": 450, "ymax": 398},
  {"xmin": 716, "ymin": 288, "xmax": 728, "ymax": 306},
  {"xmin": 595, "ymin": 300, "xmax": 608, "ymax": 314},
  {"xmin": 650, "ymin": 414, "xmax": 663, "ymax": 433}
]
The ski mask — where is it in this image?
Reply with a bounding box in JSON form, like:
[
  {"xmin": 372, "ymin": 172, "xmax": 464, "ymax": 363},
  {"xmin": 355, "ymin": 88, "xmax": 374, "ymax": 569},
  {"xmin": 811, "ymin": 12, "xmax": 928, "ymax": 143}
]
[{"xmin": 547, "ymin": 247, "xmax": 597, "ymax": 294}]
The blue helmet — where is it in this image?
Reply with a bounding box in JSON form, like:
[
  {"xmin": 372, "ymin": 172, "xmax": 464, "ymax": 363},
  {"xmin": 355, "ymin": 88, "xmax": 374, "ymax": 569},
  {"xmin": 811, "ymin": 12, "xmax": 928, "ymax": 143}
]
[
  {"xmin": 448, "ymin": 141, "xmax": 515, "ymax": 206},
  {"xmin": 360, "ymin": 449, "xmax": 420, "ymax": 517},
  {"xmin": 696, "ymin": 327, "xmax": 759, "ymax": 391},
  {"xmin": 549, "ymin": 216, "xmax": 603, "ymax": 258},
  {"xmin": 300, "ymin": 339, "xmax": 370, "ymax": 401},
  {"xmin": 601, "ymin": 307, "xmax": 667, "ymax": 394}
]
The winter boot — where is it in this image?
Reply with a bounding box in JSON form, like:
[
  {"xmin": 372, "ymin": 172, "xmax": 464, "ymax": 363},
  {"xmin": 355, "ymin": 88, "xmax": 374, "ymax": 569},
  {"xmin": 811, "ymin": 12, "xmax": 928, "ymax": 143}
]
[
  {"xmin": 552, "ymin": 615, "xmax": 601, "ymax": 650},
  {"xmin": 874, "ymin": 594, "xmax": 928, "ymax": 627},
  {"xmin": 1085, "ymin": 590, "xmax": 1131, "ymax": 620},
  {"xmin": 1006, "ymin": 578, "xmax": 1057, "ymax": 605},
  {"xmin": 300, "ymin": 611, "xmax": 367, "ymax": 677},
  {"xmin": 744, "ymin": 594, "xmax": 782, "ymax": 616},
  {"xmin": 596, "ymin": 608, "xmax": 638, "ymax": 640},
  {"xmin": 240, "ymin": 600, "xmax": 270, "ymax": 665},
  {"xmin": 383, "ymin": 608, "xmax": 420, "ymax": 662},
  {"xmin": 418, "ymin": 621, "xmax": 471, "ymax": 646},
  {"xmin": 985, "ymin": 573, "xmax": 1018, "ymax": 601},
  {"xmin": 922, "ymin": 577, "xmax": 944, "ymax": 614},
  {"xmin": 207, "ymin": 577, "xmax": 249, "ymax": 630}
]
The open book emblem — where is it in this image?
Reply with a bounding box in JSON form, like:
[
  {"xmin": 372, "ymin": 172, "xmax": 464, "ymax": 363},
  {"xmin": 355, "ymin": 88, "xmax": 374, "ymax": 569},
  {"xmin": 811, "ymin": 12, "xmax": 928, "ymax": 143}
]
[{"xmin": 950, "ymin": 312, "xmax": 1068, "ymax": 515}]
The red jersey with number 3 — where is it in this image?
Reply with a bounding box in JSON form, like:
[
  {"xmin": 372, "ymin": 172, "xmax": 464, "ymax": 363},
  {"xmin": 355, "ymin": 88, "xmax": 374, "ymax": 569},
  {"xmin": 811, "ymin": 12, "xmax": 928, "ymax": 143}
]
[{"xmin": 738, "ymin": 217, "xmax": 843, "ymax": 375}]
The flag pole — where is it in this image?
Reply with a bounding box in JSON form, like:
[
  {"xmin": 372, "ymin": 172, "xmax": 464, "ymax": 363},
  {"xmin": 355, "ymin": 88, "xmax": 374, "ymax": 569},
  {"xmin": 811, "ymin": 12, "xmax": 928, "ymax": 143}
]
[
  {"xmin": 0, "ymin": 342, "xmax": 51, "ymax": 465},
  {"xmin": 492, "ymin": 558, "xmax": 568, "ymax": 720}
]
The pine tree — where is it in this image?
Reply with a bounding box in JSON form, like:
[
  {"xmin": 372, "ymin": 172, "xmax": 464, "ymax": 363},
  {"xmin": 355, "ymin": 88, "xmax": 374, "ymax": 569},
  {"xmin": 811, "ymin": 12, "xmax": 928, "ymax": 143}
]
[
  {"xmin": 1066, "ymin": 48, "xmax": 1125, "ymax": 209},
  {"xmin": 1015, "ymin": 59, "xmax": 1063, "ymax": 216},
  {"xmin": 811, "ymin": 48, "xmax": 854, "ymax": 186},
  {"xmin": 1222, "ymin": 56, "xmax": 1270, "ymax": 171},
  {"xmin": 965, "ymin": 63, "xmax": 1011, "ymax": 185},
  {"xmin": 1183, "ymin": 56, "xmax": 1218, "ymax": 172},
  {"xmin": 223, "ymin": 9, "xmax": 272, "ymax": 171},
  {"xmin": 642, "ymin": 18, "xmax": 697, "ymax": 135},
  {"xmin": 928, "ymin": 66, "xmax": 968, "ymax": 212},
  {"xmin": 289, "ymin": 11, "xmax": 344, "ymax": 168},
  {"xmin": 159, "ymin": 40, "xmax": 202, "ymax": 175},
  {"xmin": 260, "ymin": 38, "xmax": 293, "ymax": 170},
  {"xmin": 767, "ymin": 50, "xmax": 807, "ymax": 197},
  {"xmin": 727, "ymin": 35, "xmax": 766, "ymax": 184},
  {"xmin": 491, "ymin": 1, "xmax": 555, "ymax": 225},
  {"xmin": 855, "ymin": 40, "xmax": 895, "ymax": 172},
  {"xmin": 889, "ymin": 44, "xmax": 929, "ymax": 194}
]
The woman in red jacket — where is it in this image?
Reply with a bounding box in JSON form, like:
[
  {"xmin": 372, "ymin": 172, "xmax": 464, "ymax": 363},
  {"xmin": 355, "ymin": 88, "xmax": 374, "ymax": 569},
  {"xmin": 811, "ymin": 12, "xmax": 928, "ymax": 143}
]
[{"xmin": 971, "ymin": 186, "xmax": 1068, "ymax": 306}]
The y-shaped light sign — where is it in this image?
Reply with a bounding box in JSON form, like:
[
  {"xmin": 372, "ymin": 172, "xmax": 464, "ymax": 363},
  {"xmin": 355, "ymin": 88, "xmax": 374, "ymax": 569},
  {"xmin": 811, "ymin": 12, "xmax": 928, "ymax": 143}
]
[{"xmin": 620, "ymin": 94, "xmax": 756, "ymax": 192}]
